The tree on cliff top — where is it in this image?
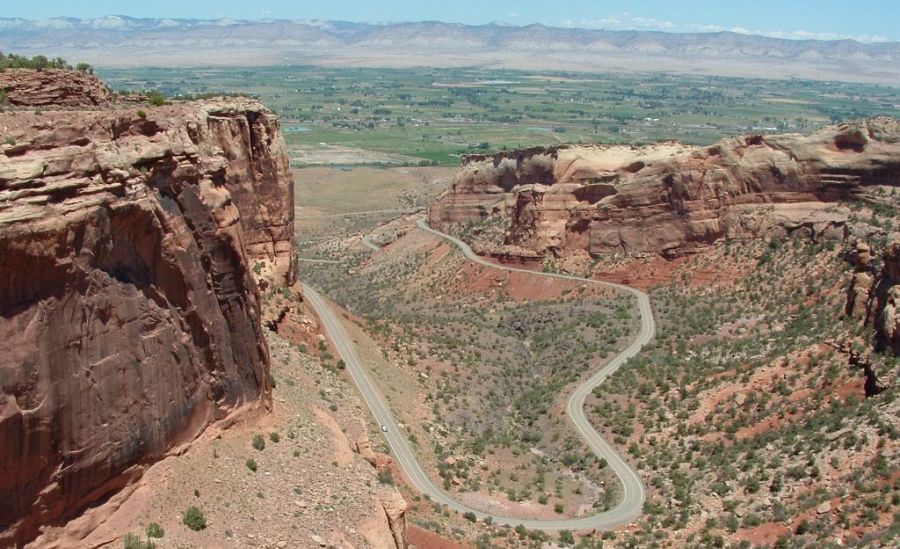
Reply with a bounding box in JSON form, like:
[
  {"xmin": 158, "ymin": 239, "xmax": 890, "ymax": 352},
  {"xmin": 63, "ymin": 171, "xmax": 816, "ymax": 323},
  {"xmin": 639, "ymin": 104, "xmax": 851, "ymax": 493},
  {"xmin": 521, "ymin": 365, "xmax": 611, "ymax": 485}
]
[{"xmin": 0, "ymin": 51, "xmax": 86, "ymax": 72}]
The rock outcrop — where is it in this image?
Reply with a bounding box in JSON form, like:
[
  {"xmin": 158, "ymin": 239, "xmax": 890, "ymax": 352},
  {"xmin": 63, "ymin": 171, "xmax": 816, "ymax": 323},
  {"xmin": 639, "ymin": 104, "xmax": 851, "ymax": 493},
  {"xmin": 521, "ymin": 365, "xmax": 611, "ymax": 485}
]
[
  {"xmin": 430, "ymin": 118, "xmax": 900, "ymax": 259},
  {"xmin": 845, "ymin": 239, "xmax": 900, "ymax": 391},
  {"xmin": 0, "ymin": 69, "xmax": 112, "ymax": 107},
  {"xmin": 0, "ymin": 96, "xmax": 294, "ymax": 545},
  {"xmin": 378, "ymin": 491, "xmax": 408, "ymax": 549},
  {"xmin": 880, "ymin": 242, "xmax": 900, "ymax": 357}
]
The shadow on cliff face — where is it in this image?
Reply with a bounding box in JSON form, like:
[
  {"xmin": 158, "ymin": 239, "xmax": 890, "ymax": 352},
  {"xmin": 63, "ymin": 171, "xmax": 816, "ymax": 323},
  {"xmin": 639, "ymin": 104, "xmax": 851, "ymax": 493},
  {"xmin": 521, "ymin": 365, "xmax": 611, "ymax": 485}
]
[{"xmin": 0, "ymin": 79, "xmax": 293, "ymax": 546}]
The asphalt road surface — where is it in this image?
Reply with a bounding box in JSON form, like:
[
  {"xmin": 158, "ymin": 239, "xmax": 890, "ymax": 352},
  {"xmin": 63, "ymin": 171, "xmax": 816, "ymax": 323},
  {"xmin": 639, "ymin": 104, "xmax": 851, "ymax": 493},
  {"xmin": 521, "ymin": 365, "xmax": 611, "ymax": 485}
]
[{"xmin": 302, "ymin": 218, "xmax": 655, "ymax": 531}]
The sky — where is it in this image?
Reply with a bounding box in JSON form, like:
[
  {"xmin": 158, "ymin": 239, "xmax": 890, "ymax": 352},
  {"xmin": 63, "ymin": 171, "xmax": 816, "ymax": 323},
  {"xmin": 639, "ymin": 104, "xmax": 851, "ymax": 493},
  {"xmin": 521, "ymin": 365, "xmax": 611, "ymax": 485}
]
[{"xmin": 2, "ymin": 0, "xmax": 898, "ymax": 43}]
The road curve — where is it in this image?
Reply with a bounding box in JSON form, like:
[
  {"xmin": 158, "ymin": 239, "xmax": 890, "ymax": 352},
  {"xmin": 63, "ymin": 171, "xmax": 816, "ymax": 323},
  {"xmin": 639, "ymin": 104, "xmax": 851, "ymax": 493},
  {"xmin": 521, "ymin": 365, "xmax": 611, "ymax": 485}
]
[
  {"xmin": 360, "ymin": 234, "xmax": 382, "ymax": 252},
  {"xmin": 302, "ymin": 218, "xmax": 655, "ymax": 531}
]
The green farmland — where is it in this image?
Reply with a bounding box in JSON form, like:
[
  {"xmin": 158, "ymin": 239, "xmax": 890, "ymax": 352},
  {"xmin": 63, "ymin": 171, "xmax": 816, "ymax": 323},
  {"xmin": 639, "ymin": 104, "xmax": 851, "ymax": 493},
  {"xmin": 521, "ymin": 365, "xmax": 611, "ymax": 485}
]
[{"xmin": 99, "ymin": 66, "xmax": 900, "ymax": 166}]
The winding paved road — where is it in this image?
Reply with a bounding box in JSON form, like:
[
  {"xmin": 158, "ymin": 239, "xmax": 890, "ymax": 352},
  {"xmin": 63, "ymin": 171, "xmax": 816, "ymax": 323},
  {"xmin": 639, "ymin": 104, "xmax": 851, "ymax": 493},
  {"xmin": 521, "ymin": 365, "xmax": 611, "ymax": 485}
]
[
  {"xmin": 360, "ymin": 234, "xmax": 382, "ymax": 252},
  {"xmin": 296, "ymin": 257, "xmax": 343, "ymax": 264},
  {"xmin": 302, "ymin": 218, "xmax": 655, "ymax": 531}
]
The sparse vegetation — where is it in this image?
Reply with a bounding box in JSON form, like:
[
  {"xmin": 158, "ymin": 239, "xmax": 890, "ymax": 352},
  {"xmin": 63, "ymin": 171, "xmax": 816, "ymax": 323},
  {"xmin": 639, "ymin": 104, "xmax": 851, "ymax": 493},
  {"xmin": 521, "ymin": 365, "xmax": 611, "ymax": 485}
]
[{"xmin": 122, "ymin": 533, "xmax": 143, "ymax": 549}]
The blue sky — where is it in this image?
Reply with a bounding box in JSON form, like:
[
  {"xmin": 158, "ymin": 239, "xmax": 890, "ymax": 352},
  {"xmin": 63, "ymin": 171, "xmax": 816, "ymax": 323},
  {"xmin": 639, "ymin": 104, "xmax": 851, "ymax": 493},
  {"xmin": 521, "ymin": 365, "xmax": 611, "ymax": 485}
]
[{"xmin": 4, "ymin": 0, "xmax": 898, "ymax": 42}]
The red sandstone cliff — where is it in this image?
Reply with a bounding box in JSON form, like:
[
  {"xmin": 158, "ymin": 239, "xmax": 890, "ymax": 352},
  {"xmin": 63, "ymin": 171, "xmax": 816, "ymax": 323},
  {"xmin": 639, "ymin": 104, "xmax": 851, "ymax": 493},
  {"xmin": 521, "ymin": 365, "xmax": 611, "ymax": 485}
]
[
  {"xmin": 430, "ymin": 118, "xmax": 900, "ymax": 259},
  {"xmin": 0, "ymin": 94, "xmax": 295, "ymax": 545}
]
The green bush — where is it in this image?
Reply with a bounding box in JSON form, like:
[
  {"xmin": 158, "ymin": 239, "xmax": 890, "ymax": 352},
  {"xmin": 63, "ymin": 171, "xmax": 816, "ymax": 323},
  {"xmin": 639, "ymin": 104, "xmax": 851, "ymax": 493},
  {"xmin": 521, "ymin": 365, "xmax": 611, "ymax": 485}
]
[
  {"xmin": 246, "ymin": 458, "xmax": 258, "ymax": 472},
  {"xmin": 462, "ymin": 511, "xmax": 477, "ymax": 522},
  {"xmin": 269, "ymin": 432, "xmax": 280, "ymax": 443},
  {"xmin": 146, "ymin": 522, "xmax": 164, "ymax": 538},
  {"xmin": 122, "ymin": 533, "xmax": 143, "ymax": 549},
  {"xmin": 147, "ymin": 91, "xmax": 166, "ymax": 107},
  {"xmin": 137, "ymin": 110, "xmax": 147, "ymax": 119},
  {"xmin": 559, "ymin": 530, "xmax": 575, "ymax": 545},
  {"xmin": 182, "ymin": 506, "xmax": 207, "ymax": 531},
  {"xmin": 252, "ymin": 434, "xmax": 265, "ymax": 451}
]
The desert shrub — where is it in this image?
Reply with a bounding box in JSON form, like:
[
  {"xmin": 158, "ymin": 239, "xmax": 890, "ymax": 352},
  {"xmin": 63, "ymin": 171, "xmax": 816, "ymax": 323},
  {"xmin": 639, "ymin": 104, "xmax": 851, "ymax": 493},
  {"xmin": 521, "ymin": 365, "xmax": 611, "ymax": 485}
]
[
  {"xmin": 146, "ymin": 522, "xmax": 164, "ymax": 538},
  {"xmin": 182, "ymin": 506, "xmax": 207, "ymax": 531},
  {"xmin": 377, "ymin": 469, "xmax": 394, "ymax": 485},
  {"xmin": 137, "ymin": 110, "xmax": 147, "ymax": 119},
  {"xmin": 463, "ymin": 511, "xmax": 476, "ymax": 522},
  {"xmin": 269, "ymin": 432, "xmax": 280, "ymax": 443},
  {"xmin": 122, "ymin": 533, "xmax": 142, "ymax": 549},
  {"xmin": 252, "ymin": 434, "xmax": 265, "ymax": 451},
  {"xmin": 246, "ymin": 458, "xmax": 258, "ymax": 472},
  {"xmin": 146, "ymin": 90, "xmax": 166, "ymax": 107}
]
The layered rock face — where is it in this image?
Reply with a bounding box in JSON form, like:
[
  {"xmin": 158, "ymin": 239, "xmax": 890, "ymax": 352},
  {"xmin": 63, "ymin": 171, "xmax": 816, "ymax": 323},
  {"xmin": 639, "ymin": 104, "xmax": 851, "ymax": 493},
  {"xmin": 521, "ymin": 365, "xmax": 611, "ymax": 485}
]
[
  {"xmin": 845, "ymin": 240, "xmax": 900, "ymax": 390},
  {"xmin": 0, "ymin": 69, "xmax": 112, "ymax": 107},
  {"xmin": 0, "ymin": 98, "xmax": 294, "ymax": 545},
  {"xmin": 430, "ymin": 118, "xmax": 900, "ymax": 258}
]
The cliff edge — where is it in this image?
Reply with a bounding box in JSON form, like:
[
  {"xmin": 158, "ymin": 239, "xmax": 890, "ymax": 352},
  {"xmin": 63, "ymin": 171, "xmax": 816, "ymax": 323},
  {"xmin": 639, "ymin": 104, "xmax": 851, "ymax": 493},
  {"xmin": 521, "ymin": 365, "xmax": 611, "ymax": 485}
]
[
  {"xmin": 430, "ymin": 119, "xmax": 900, "ymax": 259},
  {"xmin": 0, "ymin": 77, "xmax": 295, "ymax": 546}
]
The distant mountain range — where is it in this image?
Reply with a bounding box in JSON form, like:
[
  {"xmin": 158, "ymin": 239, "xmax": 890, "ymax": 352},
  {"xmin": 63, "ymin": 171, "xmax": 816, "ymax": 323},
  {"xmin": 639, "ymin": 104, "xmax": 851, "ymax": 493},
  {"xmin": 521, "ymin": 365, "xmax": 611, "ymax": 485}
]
[{"xmin": 1, "ymin": 16, "xmax": 898, "ymax": 83}]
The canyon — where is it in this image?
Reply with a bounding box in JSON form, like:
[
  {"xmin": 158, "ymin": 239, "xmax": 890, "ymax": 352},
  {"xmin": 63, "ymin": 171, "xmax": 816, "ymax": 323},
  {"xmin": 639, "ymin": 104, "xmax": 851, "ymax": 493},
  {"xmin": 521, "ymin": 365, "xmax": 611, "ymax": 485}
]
[
  {"xmin": 0, "ymin": 72, "xmax": 296, "ymax": 545},
  {"xmin": 2, "ymin": 62, "xmax": 897, "ymax": 548}
]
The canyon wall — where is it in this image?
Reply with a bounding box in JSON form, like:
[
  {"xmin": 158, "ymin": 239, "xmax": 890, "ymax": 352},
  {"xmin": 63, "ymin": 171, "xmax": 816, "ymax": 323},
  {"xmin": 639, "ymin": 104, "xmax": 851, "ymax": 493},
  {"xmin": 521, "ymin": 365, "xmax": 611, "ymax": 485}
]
[
  {"xmin": 0, "ymin": 91, "xmax": 295, "ymax": 545},
  {"xmin": 430, "ymin": 118, "xmax": 900, "ymax": 259}
]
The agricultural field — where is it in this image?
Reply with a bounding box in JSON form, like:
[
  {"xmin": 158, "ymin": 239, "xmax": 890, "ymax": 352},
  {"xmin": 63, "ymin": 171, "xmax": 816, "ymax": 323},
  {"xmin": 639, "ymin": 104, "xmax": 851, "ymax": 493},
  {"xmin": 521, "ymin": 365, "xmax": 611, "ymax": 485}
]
[{"xmin": 99, "ymin": 66, "xmax": 900, "ymax": 167}]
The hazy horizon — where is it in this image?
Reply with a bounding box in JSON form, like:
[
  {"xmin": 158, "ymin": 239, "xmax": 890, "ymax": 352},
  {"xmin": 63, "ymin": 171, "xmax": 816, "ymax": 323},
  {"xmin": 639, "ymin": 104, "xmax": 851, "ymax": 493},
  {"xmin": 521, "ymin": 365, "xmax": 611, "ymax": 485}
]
[{"xmin": 1, "ymin": 0, "xmax": 898, "ymax": 43}]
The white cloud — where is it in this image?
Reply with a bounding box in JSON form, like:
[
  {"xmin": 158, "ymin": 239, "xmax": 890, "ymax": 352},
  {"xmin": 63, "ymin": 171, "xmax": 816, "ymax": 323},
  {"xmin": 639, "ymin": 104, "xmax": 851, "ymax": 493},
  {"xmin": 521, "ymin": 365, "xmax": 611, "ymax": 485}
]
[{"xmin": 561, "ymin": 14, "xmax": 893, "ymax": 43}]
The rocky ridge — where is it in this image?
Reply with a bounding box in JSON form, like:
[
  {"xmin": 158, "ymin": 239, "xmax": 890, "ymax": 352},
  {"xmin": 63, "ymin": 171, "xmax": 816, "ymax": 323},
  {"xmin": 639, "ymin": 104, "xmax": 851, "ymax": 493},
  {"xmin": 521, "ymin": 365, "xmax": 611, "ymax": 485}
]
[
  {"xmin": 0, "ymin": 68, "xmax": 112, "ymax": 107},
  {"xmin": 430, "ymin": 118, "xmax": 900, "ymax": 260},
  {"xmin": 0, "ymin": 87, "xmax": 295, "ymax": 545}
]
